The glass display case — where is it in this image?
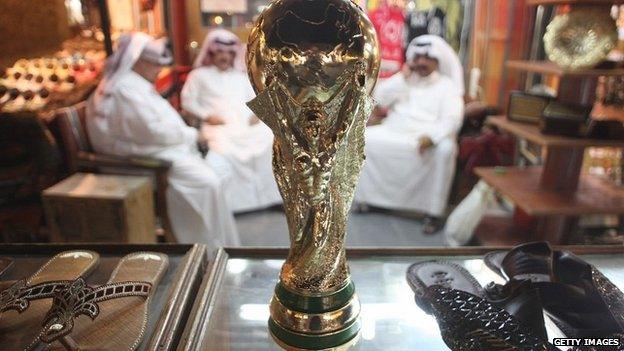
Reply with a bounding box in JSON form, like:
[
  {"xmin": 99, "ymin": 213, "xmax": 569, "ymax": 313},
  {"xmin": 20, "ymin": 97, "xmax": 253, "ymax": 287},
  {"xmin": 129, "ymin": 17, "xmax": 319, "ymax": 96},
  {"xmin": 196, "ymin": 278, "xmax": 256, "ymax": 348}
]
[
  {"xmin": 180, "ymin": 246, "xmax": 624, "ymax": 351},
  {"xmin": 0, "ymin": 243, "xmax": 207, "ymax": 351}
]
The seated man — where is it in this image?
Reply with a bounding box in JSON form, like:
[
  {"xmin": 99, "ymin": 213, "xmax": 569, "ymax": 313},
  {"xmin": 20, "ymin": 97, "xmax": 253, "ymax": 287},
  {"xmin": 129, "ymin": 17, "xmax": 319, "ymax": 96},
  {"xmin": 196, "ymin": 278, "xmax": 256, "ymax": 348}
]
[
  {"xmin": 355, "ymin": 35, "xmax": 464, "ymax": 233},
  {"xmin": 86, "ymin": 32, "xmax": 239, "ymax": 248},
  {"xmin": 181, "ymin": 29, "xmax": 281, "ymax": 213}
]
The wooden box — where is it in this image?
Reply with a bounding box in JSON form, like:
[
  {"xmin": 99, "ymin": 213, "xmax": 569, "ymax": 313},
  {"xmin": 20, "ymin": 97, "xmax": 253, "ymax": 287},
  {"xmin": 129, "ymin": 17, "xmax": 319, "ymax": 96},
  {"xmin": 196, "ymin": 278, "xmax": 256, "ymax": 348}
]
[{"xmin": 43, "ymin": 173, "xmax": 156, "ymax": 243}]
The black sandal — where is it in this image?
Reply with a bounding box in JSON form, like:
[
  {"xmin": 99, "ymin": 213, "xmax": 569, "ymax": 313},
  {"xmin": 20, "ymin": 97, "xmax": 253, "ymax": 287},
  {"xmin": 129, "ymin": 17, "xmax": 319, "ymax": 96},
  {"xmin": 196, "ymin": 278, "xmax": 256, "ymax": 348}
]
[
  {"xmin": 406, "ymin": 260, "xmax": 556, "ymax": 351},
  {"xmin": 484, "ymin": 242, "xmax": 624, "ymax": 339}
]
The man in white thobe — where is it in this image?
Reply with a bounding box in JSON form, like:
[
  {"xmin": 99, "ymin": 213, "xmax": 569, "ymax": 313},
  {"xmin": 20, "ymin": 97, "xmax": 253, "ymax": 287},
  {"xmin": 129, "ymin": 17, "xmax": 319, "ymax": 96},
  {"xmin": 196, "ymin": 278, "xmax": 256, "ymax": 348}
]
[
  {"xmin": 86, "ymin": 32, "xmax": 239, "ymax": 249},
  {"xmin": 355, "ymin": 35, "xmax": 464, "ymax": 233},
  {"xmin": 181, "ymin": 29, "xmax": 281, "ymax": 213}
]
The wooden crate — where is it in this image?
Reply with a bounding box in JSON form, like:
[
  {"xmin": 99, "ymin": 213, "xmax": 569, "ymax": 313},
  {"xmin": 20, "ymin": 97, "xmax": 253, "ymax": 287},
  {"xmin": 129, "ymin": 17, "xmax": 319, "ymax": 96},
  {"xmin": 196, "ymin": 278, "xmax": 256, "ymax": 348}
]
[{"xmin": 43, "ymin": 173, "xmax": 156, "ymax": 243}]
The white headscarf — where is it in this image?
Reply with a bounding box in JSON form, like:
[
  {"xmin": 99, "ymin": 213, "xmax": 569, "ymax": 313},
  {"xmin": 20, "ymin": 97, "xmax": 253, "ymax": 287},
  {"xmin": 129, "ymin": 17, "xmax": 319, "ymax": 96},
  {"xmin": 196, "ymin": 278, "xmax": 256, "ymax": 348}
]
[
  {"xmin": 193, "ymin": 29, "xmax": 245, "ymax": 71},
  {"xmin": 406, "ymin": 35, "xmax": 465, "ymax": 96},
  {"xmin": 90, "ymin": 32, "xmax": 171, "ymax": 119}
]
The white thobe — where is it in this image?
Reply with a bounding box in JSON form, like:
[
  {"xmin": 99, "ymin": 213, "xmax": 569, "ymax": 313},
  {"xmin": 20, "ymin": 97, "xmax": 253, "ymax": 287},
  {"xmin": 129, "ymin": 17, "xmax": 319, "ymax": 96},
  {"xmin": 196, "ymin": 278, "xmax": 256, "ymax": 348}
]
[
  {"xmin": 355, "ymin": 71, "xmax": 464, "ymax": 217},
  {"xmin": 181, "ymin": 66, "xmax": 281, "ymax": 212},
  {"xmin": 86, "ymin": 71, "xmax": 239, "ymax": 249}
]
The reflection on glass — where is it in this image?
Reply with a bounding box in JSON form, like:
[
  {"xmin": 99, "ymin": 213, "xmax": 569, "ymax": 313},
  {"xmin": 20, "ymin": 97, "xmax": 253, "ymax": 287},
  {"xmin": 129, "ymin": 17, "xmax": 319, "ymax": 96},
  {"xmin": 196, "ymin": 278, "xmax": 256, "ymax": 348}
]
[
  {"xmin": 239, "ymin": 303, "xmax": 269, "ymax": 322},
  {"xmin": 197, "ymin": 254, "xmax": 624, "ymax": 350}
]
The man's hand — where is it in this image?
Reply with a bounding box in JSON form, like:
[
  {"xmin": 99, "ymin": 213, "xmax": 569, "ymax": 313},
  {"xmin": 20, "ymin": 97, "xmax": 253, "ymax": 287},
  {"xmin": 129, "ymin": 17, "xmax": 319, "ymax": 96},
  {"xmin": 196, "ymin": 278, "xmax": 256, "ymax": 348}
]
[
  {"xmin": 204, "ymin": 115, "xmax": 225, "ymax": 125},
  {"xmin": 418, "ymin": 136, "xmax": 434, "ymax": 154}
]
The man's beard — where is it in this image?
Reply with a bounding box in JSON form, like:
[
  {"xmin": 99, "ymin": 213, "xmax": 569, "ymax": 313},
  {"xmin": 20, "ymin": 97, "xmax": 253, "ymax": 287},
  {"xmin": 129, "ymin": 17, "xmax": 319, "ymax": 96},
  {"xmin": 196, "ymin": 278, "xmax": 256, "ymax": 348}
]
[
  {"xmin": 415, "ymin": 66, "xmax": 434, "ymax": 77},
  {"xmin": 215, "ymin": 61, "xmax": 233, "ymax": 71}
]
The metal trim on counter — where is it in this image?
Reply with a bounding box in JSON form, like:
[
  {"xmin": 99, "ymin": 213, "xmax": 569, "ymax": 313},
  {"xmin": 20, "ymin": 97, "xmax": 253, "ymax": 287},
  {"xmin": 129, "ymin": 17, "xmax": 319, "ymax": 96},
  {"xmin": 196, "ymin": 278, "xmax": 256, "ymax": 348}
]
[
  {"xmin": 178, "ymin": 248, "xmax": 229, "ymax": 351},
  {"xmin": 146, "ymin": 244, "xmax": 208, "ymax": 350},
  {"xmin": 220, "ymin": 245, "xmax": 624, "ymax": 258}
]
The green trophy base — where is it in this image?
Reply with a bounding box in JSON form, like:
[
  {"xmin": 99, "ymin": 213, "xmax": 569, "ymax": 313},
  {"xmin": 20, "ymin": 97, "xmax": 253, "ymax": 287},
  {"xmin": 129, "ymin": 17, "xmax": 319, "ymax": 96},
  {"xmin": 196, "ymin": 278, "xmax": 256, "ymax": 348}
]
[{"xmin": 268, "ymin": 281, "xmax": 361, "ymax": 350}]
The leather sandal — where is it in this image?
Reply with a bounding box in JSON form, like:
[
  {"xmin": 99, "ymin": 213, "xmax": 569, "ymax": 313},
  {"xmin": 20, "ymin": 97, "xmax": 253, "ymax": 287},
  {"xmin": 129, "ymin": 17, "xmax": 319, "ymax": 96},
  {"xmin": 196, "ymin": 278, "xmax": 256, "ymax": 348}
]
[
  {"xmin": 0, "ymin": 251, "xmax": 100, "ymax": 351},
  {"xmin": 30, "ymin": 252, "xmax": 169, "ymax": 351},
  {"xmin": 406, "ymin": 260, "xmax": 556, "ymax": 351},
  {"xmin": 484, "ymin": 242, "xmax": 624, "ymax": 339}
]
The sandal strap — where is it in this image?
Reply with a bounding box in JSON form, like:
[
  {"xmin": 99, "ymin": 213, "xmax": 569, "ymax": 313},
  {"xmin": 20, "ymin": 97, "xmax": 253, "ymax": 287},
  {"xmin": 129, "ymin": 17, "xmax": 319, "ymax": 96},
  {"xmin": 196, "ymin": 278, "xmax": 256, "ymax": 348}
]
[
  {"xmin": 0, "ymin": 279, "xmax": 72, "ymax": 313},
  {"xmin": 90, "ymin": 280, "xmax": 152, "ymax": 304},
  {"xmin": 500, "ymin": 242, "xmax": 553, "ymax": 281},
  {"xmin": 40, "ymin": 278, "xmax": 151, "ymax": 344}
]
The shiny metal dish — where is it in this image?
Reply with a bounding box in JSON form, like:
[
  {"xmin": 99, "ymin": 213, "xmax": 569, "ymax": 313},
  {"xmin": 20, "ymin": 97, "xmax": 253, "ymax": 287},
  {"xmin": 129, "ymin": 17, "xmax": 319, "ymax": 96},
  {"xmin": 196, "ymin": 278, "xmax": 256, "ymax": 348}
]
[{"xmin": 543, "ymin": 7, "xmax": 617, "ymax": 70}]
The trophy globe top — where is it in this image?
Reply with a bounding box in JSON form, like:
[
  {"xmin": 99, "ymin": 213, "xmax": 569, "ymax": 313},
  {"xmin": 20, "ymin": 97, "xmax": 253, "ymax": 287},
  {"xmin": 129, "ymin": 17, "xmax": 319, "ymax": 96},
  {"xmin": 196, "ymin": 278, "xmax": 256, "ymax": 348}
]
[{"xmin": 246, "ymin": 0, "xmax": 380, "ymax": 105}]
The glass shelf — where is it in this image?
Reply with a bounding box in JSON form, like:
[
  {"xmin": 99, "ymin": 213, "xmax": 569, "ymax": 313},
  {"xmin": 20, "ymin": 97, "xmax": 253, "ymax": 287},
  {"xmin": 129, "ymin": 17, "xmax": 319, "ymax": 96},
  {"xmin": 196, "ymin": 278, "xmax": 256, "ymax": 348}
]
[{"xmin": 181, "ymin": 247, "xmax": 624, "ymax": 351}]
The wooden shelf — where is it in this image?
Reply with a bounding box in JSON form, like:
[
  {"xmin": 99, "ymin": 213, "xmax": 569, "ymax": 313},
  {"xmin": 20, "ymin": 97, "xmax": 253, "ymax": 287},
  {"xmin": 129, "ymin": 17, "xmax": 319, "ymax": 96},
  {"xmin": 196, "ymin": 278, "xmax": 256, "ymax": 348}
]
[
  {"xmin": 506, "ymin": 60, "xmax": 624, "ymax": 77},
  {"xmin": 487, "ymin": 116, "xmax": 624, "ymax": 148},
  {"xmin": 475, "ymin": 166, "xmax": 624, "ymax": 216},
  {"xmin": 528, "ymin": 0, "xmax": 624, "ymax": 5}
]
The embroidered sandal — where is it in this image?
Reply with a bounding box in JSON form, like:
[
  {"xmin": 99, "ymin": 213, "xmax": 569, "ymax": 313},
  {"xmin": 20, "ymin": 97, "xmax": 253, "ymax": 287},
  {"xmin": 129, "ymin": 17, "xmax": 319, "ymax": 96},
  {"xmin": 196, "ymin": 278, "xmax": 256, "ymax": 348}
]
[
  {"xmin": 0, "ymin": 250, "xmax": 100, "ymax": 351},
  {"xmin": 30, "ymin": 252, "xmax": 168, "ymax": 351}
]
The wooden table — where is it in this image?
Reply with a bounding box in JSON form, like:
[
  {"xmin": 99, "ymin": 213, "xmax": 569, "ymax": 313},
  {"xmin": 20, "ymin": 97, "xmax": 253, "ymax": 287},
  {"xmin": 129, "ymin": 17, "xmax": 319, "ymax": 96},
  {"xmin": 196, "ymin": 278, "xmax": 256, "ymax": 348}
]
[
  {"xmin": 477, "ymin": 116, "xmax": 624, "ymax": 244},
  {"xmin": 43, "ymin": 173, "xmax": 156, "ymax": 243},
  {"xmin": 476, "ymin": 167, "xmax": 624, "ymax": 217}
]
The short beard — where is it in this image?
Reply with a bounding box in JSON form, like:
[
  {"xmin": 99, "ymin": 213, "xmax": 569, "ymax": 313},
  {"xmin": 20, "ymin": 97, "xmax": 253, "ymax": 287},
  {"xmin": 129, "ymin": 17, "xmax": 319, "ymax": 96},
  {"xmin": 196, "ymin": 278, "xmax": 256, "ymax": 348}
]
[
  {"xmin": 215, "ymin": 62, "xmax": 233, "ymax": 71},
  {"xmin": 416, "ymin": 69, "xmax": 433, "ymax": 77}
]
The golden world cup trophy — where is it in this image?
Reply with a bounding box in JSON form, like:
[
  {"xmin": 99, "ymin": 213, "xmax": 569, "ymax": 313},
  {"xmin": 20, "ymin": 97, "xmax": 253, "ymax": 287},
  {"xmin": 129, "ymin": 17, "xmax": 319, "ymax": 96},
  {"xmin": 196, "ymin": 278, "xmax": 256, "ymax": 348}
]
[{"xmin": 246, "ymin": 0, "xmax": 379, "ymax": 349}]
